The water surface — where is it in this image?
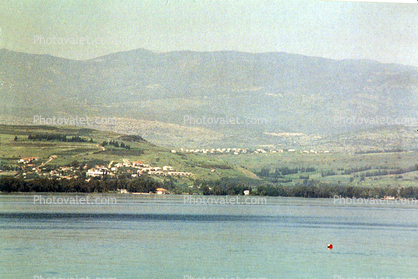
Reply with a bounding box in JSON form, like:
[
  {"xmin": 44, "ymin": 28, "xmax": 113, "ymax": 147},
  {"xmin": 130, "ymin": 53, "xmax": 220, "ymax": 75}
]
[{"xmin": 1, "ymin": 194, "xmax": 417, "ymax": 279}]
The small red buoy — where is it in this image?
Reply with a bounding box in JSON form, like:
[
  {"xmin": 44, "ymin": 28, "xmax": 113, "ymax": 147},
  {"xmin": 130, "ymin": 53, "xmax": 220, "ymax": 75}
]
[{"xmin": 327, "ymin": 244, "xmax": 333, "ymax": 249}]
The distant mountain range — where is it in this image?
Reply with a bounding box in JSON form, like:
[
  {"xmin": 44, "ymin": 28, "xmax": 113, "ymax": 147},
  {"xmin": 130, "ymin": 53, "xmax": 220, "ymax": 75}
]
[{"xmin": 1, "ymin": 48, "xmax": 418, "ymax": 148}]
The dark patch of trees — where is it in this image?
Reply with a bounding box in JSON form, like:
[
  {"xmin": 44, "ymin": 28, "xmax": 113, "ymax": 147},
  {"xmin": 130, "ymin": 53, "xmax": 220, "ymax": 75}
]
[
  {"xmin": 343, "ymin": 166, "xmax": 372, "ymax": 175},
  {"xmin": 0, "ymin": 176, "xmax": 159, "ymax": 193},
  {"xmin": 197, "ymin": 164, "xmax": 232, "ymax": 170},
  {"xmin": 28, "ymin": 134, "xmax": 93, "ymax": 143},
  {"xmin": 256, "ymin": 166, "xmax": 317, "ymax": 178},
  {"xmin": 355, "ymin": 165, "xmax": 418, "ymax": 178},
  {"xmin": 321, "ymin": 170, "xmax": 337, "ymax": 177},
  {"xmin": 254, "ymin": 182, "xmax": 417, "ymax": 199},
  {"xmin": 194, "ymin": 178, "xmax": 252, "ymax": 195},
  {"xmin": 126, "ymin": 177, "xmax": 159, "ymax": 193},
  {"xmin": 0, "ymin": 163, "xmax": 20, "ymax": 171},
  {"xmin": 118, "ymin": 135, "xmax": 146, "ymax": 142},
  {"xmin": 100, "ymin": 140, "xmax": 130, "ymax": 150}
]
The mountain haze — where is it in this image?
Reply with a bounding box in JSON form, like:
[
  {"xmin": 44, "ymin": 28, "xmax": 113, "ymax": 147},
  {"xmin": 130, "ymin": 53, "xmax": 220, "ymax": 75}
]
[{"xmin": 1, "ymin": 48, "xmax": 418, "ymax": 147}]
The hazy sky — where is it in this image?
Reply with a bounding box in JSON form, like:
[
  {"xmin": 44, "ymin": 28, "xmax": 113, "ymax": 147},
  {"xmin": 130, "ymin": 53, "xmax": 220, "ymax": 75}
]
[{"xmin": 0, "ymin": 0, "xmax": 417, "ymax": 66}]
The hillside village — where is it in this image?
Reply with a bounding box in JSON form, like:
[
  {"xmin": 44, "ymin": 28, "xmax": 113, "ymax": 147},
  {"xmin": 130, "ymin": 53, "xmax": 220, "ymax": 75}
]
[{"xmin": 14, "ymin": 157, "xmax": 192, "ymax": 181}]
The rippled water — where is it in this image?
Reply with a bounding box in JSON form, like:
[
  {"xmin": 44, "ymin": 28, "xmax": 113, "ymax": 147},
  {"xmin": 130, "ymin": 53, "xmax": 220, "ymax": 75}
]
[{"xmin": 1, "ymin": 194, "xmax": 418, "ymax": 279}]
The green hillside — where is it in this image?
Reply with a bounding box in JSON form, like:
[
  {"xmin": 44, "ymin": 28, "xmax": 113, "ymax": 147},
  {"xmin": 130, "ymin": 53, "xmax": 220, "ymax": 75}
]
[{"xmin": 0, "ymin": 125, "xmax": 256, "ymax": 188}]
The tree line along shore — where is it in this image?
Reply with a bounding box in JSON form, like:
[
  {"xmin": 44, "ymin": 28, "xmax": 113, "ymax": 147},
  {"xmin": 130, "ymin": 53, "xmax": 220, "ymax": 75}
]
[{"xmin": 1, "ymin": 176, "xmax": 418, "ymax": 199}]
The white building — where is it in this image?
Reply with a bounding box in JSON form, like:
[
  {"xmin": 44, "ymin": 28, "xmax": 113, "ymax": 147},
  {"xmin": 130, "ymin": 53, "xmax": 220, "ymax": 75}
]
[
  {"xmin": 86, "ymin": 168, "xmax": 107, "ymax": 177},
  {"xmin": 163, "ymin": 166, "xmax": 174, "ymax": 171}
]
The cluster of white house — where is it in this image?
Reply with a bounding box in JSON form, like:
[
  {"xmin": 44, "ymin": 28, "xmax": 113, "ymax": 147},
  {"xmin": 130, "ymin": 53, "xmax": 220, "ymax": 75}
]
[
  {"xmin": 172, "ymin": 148, "xmax": 250, "ymax": 155},
  {"xmin": 86, "ymin": 160, "xmax": 192, "ymax": 178},
  {"xmin": 134, "ymin": 162, "xmax": 192, "ymax": 177},
  {"xmin": 86, "ymin": 167, "xmax": 112, "ymax": 178},
  {"xmin": 21, "ymin": 164, "xmax": 84, "ymax": 180},
  {"xmin": 171, "ymin": 148, "xmax": 330, "ymax": 155},
  {"xmin": 18, "ymin": 157, "xmax": 40, "ymax": 164}
]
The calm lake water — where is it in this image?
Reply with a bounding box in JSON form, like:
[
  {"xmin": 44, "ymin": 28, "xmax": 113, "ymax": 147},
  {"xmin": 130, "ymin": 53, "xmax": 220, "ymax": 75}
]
[{"xmin": 1, "ymin": 194, "xmax": 418, "ymax": 279}]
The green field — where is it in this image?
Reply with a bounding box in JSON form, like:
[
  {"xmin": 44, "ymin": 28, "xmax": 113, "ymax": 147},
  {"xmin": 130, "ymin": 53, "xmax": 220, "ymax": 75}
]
[{"xmin": 220, "ymin": 151, "xmax": 418, "ymax": 188}]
